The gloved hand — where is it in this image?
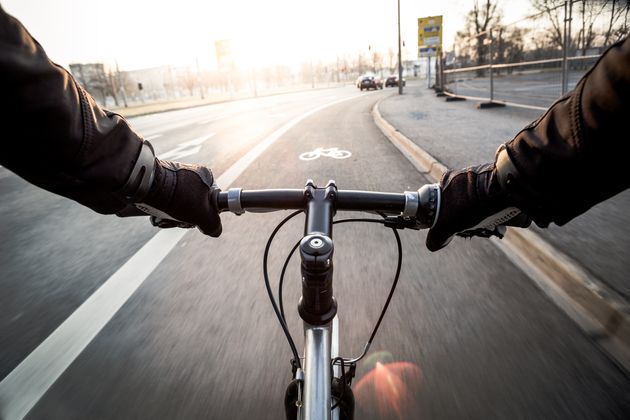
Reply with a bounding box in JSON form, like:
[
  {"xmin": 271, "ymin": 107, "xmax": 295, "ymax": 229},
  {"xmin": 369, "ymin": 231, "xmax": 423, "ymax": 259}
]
[
  {"xmin": 134, "ymin": 159, "xmax": 223, "ymax": 237},
  {"xmin": 426, "ymin": 163, "xmax": 530, "ymax": 251}
]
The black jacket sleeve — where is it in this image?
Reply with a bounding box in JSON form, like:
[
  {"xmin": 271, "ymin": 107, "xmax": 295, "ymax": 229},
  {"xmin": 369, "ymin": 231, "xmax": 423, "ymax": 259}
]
[
  {"xmin": 0, "ymin": 7, "xmax": 146, "ymax": 214},
  {"xmin": 501, "ymin": 37, "xmax": 630, "ymax": 227}
]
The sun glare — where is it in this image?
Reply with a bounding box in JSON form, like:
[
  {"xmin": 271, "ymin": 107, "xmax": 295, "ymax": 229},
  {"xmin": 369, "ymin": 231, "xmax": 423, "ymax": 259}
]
[{"xmin": 3, "ymin": 0, "xmax": 536, "ymax": 71}]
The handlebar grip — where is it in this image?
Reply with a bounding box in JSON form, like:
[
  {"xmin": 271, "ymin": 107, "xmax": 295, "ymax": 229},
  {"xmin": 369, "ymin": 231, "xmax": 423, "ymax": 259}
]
[{"xmin": 415, "ymin": 184, "xmax": 441, "ymax": 228}]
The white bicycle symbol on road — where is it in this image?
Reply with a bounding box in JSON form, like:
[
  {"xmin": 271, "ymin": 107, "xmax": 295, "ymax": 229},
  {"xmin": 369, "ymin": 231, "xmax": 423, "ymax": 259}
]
[{"xmin": 299, "ymin": 147, "xmax": 352, "ymax": 161}]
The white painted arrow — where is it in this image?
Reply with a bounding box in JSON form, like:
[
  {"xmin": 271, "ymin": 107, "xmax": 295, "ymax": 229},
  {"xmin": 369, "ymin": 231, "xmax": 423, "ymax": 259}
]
[{"xmin": 157, "ymin": 133, "xmax": 215, "ymax": 160}]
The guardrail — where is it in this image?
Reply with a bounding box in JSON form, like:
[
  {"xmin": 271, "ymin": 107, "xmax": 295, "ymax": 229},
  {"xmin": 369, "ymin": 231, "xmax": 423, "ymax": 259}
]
[
  {"xmin": 435, "ymin": 0, "xmax": 627, "ymax": 110},
  {"xmin": 443, "ymin": 55, "xmax": 600, "ymax": 110}
]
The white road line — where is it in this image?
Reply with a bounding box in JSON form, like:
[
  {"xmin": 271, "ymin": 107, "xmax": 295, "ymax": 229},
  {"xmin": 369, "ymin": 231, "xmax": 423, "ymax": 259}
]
[
  {"xmin": 140, "ymin": 111, "xmax": 237, "ymax": 135},
  {"xmin": 0, "ymin": 93, "xmax": 364, "ymax": 420},
  {"xmin": 197, "ymin": 112, "xmax": 235, "ymax": 125},
  {"xmin": 141, "ymin": 118, "xmax": 212, "ymax": 137},
  {"xmin": 157, "ymin": 133, "xmax": 215, "ymax": 161},
  {"xmin": 0, "ymin": 228, "xmax": 187, "ymax": 420}
]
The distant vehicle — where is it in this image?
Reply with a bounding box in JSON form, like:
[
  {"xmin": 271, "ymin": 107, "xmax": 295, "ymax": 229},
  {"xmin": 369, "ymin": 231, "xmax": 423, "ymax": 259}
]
[
  {"xmin": 385, "ymin": 75, "xmax": 406, "ymax": 87},
  {"xmin": 357, "ymin": 75, "xmax": 383, "ymax": 91}
]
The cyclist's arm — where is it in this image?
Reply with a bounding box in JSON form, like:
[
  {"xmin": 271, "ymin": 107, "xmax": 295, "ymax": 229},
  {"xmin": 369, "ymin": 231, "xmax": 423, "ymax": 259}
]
[
  {"xmin": 498, "ymin": 36, "xmax": 630, "ymax": 227},
  {"xmin": 0, "ymin": 6, "xmax": 149, "ymax": 214}
]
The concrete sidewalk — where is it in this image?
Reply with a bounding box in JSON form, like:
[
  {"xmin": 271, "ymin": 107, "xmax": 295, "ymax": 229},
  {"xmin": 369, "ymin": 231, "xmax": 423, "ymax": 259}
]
[{"xmin": 375, "ymin": 81, "xmax": 630, "ymax": 368}]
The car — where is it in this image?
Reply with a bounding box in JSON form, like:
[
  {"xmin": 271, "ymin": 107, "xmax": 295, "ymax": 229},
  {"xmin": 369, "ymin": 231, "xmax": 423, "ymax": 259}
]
[
  {"xmin": 385, "ymin": 75, "xmax": 406, "ymax": 87},
  {"xmin": 357, "ymin": 75, "xmax": 383, "ymax": 91}
]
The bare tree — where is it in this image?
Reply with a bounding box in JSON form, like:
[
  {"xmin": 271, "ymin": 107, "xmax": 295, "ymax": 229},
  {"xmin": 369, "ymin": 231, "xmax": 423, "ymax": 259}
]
[
  {"xmin": 493, "ymin": 25, "xmax": 529, "ymax": 72},
  {"xmin": 372, "ymin": 51, "xmax": 383, "ymax": 73},
  {"xmin": 179, "ymin": 68, "xmax": 197, "ymax": 96},
  {"xmin": 532, "ymin": 0, "xmax": 630, "ymax": 54},
  {"xmin": 603, "ymin": 0, "xmax": 630, "ymax": 46},
  {"xmin": 356, "ymin": 52, "xmax": 368, "ymax": 75},
  {"xmin": 69, "ymin": 63, "xmax": 118, "ymax": 106},
  {"xmin": 456, "ymin": 1, "xmax": 503, "ymax": 67},
  {"xmin": 387, "ymin": 47, "xmax": 395, "ymax": 73},
  {"xmin": 531, "ymin": 0, "xmax": 565, "ymax": 49},
  {"xmin": 574, "ymin": 0, "xmax": 607, "ymax": 54},
  {"xmin": 106, "ymin": 71, "xmax": 119, "ymax": 107}
]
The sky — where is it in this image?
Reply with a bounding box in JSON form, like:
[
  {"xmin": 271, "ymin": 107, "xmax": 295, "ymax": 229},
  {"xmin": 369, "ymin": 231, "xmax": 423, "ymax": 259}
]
[{"xmin": 2, "ymin": 0, "xmax": 535, "ymax": 71}]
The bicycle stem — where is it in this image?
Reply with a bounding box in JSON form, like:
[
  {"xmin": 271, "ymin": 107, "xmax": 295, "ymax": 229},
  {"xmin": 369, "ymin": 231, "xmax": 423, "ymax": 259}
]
[{"xmin": 299, "ymin": 180, "xmax": 338, "ymax": 326}]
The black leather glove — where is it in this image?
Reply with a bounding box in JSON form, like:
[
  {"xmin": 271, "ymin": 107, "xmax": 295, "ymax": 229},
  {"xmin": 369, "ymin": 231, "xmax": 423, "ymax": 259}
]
[
  {"xmin": 426, "ymin": 163, "xmax": 530, "ymax": 252},
  {"xmin": 134, "ymin": 159, "xmax": 223, "ymax": 237}
]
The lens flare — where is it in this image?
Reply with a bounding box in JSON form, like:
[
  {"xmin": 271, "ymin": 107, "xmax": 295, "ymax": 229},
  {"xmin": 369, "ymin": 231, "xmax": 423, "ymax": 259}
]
[{"xmin": 354, "ymin": 360, "xmax": 422, "ymax": 419}]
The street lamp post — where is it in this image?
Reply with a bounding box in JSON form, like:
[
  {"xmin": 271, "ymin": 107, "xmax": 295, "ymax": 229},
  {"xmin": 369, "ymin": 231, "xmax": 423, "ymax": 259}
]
[{"xmin": 397, "ymin": 0, "xmax": 403, "ymax": 94}]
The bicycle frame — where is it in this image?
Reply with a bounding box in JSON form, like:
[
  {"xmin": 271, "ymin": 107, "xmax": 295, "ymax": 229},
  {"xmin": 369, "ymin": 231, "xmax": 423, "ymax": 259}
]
[
  {"xmin": 300, "ymin": 316, "xmax": 342, "ymax": 420},
  {"xmin": 301, "ymin": 322, "xmax": 333, "ymax": 420},
  {"xmin": 218, "ymin": 180, "xmax": 440, "ymax": 420}
]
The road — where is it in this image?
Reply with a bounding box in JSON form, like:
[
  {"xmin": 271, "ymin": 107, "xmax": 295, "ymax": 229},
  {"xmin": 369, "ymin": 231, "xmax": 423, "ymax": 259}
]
[{"xmin": 1, "ymin": 85, "xmax": 629, "ymax": 419}]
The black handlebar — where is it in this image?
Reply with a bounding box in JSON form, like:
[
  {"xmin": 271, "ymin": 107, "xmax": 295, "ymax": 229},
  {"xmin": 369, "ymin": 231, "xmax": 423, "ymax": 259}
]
[
  {"xmin": 216, "ymin": 181, "xmax": 441, "ymax": 230},
  {"xmin": 216, "ymin": 189, "xmax": 409, "ymax": 214},
  {"xmin": 217, "ymin": 189, "xmax": 305, "ymax": 212}
]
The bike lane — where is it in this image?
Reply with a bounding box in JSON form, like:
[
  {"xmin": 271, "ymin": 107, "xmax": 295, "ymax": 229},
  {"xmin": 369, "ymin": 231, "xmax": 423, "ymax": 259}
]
[{"xmin": 22, "ymin": 89, "xmax": 630, "ymax": 419}]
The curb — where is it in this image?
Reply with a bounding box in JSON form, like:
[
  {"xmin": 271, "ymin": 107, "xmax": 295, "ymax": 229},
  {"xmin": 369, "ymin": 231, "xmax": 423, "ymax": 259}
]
[
  {"xmin": 372, "ymin": 106, "xmax": 447, "ymax": 182},
  {"xmin": 372, "ymin": 100, "xmax": 630, "ymax": 372}
]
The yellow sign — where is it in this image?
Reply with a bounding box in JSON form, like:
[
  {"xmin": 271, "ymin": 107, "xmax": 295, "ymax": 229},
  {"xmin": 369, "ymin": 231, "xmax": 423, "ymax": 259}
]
[
  {"xmin": 215, "ymin": 39, "xmax": 233, "ymax": 70},
  {"xmin": 418, "ymin": 16, "xmax": 442, "ymax": 57}
]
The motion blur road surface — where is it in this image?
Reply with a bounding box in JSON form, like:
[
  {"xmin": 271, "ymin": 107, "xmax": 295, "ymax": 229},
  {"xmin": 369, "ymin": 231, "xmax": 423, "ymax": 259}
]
[{"xmin": 1, "ymin": 85, "xmax": 629, "ymax": 419}]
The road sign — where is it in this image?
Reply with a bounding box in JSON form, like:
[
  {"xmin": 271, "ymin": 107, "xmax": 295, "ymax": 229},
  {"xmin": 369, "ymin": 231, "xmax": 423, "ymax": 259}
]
[
  {"xmin": 215, "ymin": 39, "xmax": 233, "ymax": 71},
  {"xmin": 418, "ymin": 15, "xmax": 442, "ymax": 57},
  {"xmin": 419, "ymin": 47, "xmax": 438, "ymax": 58}
]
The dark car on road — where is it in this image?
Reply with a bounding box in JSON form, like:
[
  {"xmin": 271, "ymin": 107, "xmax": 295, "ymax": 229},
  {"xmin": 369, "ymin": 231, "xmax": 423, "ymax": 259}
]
[
  {"xmin": 385, "ymin": 75, "xmax": 406, "ymax": 87},
  {"xmin": 357, "ymin": 75, "xmax": 383, "ymax": 91}
]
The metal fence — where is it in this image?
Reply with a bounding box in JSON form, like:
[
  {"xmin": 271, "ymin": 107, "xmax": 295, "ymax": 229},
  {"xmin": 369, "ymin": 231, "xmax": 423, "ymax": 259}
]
[{"xmin": 441, "ymin": 1, "xmax": 629, "ymax": 110}]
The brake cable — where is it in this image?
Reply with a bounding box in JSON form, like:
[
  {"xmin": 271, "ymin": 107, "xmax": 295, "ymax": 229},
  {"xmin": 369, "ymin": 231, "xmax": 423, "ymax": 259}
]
[
  {"xmin": 265, "ymin": 212, "xmax": 404, "ymax": 375},
  {"xmin": 330, "ymin": 216, "xmax": 403, "ymax": 366},
  {"xmin": 278, "ymin": 240, "xmax": 300, "ymax": 322},
  {"xmin": 263, "ymin": 210, "xmax": 304, "ymax": 370}
]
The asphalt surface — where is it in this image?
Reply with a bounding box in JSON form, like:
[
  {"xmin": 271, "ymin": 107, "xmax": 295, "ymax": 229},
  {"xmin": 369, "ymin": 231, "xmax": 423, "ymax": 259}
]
[{"xmin": 2, "ymin": 84, "xmax": 629, "ymax": 419}]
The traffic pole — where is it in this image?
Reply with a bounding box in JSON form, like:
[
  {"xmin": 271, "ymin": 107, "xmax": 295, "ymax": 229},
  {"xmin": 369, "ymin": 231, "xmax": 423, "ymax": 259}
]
[{"xmin": 397, "ymin": 0, "xmax": 403, "ymax": 94}]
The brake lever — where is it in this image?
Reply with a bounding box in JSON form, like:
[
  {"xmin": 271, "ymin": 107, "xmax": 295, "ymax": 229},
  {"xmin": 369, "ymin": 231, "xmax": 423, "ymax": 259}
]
[
  {"xmin": 457, "ymin": 225, "xmax": 507, "ymax": 239},
  {"xmin": 150, "ymin": 216, "xmax": 195, "ymax": 229},
  {"xmin": 383, "ymin": 216, "xmax": 423, "ymax": 230},
  {"xmin": 455, "ymin": 210, "xmax": 531, "ymax": 240}
]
